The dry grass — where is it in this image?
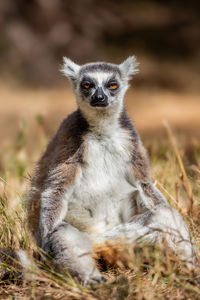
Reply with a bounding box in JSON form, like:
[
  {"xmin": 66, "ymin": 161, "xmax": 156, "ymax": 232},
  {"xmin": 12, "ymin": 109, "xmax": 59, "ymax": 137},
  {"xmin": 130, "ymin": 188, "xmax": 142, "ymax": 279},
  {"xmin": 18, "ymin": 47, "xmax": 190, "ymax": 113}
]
[{"xmin": 0, "ymin": 86, "xmax": 200, "ymax": 299}]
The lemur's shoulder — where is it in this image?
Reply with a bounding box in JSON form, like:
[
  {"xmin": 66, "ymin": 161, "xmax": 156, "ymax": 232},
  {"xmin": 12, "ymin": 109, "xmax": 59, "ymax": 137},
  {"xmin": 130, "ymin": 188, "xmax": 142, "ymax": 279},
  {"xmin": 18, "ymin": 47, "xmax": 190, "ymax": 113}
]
[
  {"xmin": 57, "ymin": 108, "xmax": 89, "ymax": 143},
  {"xmin": 31, "ymin": 109, "xmax": 89, "ymax": 189},
  {"xmin": 49, "ymin": 108, "xmax": 89, "ymax": 153}
]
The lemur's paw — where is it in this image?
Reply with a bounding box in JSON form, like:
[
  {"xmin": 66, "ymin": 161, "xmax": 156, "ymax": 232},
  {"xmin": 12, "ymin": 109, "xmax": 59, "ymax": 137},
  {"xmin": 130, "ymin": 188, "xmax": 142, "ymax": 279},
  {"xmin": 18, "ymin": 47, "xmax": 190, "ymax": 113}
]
[{"xmin": 83, "ymin": 273, "xmax": 107, "ymax": 285}]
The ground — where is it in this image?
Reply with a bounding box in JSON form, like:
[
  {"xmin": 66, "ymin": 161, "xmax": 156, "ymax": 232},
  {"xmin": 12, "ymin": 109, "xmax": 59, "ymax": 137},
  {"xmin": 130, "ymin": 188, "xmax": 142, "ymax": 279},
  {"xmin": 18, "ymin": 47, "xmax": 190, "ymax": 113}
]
[{"xmin": 0, "ymin": 85, "xmax": 200, "ymax": 299}]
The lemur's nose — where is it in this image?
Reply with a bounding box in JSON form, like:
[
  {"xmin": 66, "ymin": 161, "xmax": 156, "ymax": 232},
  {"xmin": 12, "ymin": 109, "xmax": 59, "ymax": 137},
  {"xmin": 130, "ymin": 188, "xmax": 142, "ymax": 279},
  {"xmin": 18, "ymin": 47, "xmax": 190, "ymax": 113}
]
[
  {"xmin": 96, "ymin": 94, "xmax": 104, "ymax": 101},
  {"xmin": 95, "ymin": 87, "xmax": 105, "ymax": 101},
  {"xmin": 91, "ymin": 87, "xmax": 108, "ymax": 107}
]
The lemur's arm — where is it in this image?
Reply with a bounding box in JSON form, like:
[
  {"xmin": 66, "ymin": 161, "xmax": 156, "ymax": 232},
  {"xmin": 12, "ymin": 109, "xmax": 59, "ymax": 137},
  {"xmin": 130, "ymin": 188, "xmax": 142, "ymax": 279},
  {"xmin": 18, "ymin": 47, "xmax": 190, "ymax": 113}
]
[
  {"xmin": 27, "ymin": 110, "xmax": 88, "ymax": 245},
  {"xmin": 120, "ymin": 109, "xmax": 168, "ymax": 212},
  {"xmin": 39, "ymin": 146, "xmax": 83, "ymax": 242},
  {"xmin": 131, "ymin": 140, "xmax": 168, "ymax": 212}
]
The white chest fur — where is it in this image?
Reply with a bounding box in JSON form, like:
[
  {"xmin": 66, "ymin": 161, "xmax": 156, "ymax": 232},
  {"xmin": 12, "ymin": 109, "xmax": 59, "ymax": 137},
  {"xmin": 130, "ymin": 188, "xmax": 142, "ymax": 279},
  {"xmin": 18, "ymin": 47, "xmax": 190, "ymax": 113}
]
[{"xmin": 64, "ymin": 127, "xmax": 137, "ymax": 234}]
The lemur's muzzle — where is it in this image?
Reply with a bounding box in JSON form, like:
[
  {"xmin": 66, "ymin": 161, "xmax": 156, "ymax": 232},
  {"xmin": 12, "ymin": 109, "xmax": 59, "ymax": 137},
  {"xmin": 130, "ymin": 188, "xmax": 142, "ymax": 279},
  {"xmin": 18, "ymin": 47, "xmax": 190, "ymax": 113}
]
[{"xmin": 90, "ymin": 87, "xmax": 108, "ymax": 107}]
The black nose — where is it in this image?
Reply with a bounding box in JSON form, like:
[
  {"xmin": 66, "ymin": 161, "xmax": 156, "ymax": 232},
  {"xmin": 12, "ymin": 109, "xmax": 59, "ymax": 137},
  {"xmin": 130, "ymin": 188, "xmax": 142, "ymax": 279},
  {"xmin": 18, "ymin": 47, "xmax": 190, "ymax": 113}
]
[
  {"xmin": 90, "ymin": 87, "xmax": 108, "ymax": 107},
  {"xmin": 94, "ymin": 88, "xmax": 105, "ymax": 101},
  {"xmin": 95, "ymin": 93, "xmax": 104, "ymax": 101}
]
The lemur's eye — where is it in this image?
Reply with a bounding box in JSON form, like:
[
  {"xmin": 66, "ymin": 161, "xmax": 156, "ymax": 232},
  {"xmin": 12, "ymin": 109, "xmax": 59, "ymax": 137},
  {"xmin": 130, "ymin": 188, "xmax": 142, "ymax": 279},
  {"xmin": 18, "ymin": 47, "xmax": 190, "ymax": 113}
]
[
  {"xmin": 81, "ymin": 81, "xmax": 94, "ymax": 89},
  {"xmin": 107, "ymin": 82, "xmax": 118, "ymax": 90},
  {"xmin": 109, "ymin": 84, "xmax": 117, "ymax": 89},
  {"xmin": 83, "ymin": 83, "xmax": 90, "ymax": 89}
]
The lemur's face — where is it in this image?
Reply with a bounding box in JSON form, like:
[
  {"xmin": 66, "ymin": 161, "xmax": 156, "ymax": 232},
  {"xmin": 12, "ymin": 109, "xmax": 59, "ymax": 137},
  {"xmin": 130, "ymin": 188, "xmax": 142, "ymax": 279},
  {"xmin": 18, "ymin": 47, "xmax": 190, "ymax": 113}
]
[
  {"xmin": 61, "ymin": 57, "xmax": 139, "ymax": 111},
  {"xmin": 78, "ymin": 66, "xmax": 121, "ymax": 108}
]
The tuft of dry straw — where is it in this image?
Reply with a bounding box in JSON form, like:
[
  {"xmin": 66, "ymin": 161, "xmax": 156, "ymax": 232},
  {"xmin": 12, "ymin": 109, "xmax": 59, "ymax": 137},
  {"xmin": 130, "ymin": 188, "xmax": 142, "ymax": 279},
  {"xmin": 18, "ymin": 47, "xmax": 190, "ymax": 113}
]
[{"xmin": 163, "ymin": 121, "xmax": 194, "ymax": 214}]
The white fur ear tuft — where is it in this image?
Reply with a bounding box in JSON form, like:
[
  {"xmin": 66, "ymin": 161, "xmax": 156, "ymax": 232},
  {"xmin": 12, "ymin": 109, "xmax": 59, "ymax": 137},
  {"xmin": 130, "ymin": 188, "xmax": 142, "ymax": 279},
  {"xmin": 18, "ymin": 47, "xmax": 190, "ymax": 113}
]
[
  {"xmin": 61, "ymin": 57, "xmax": 80, "ymax": 81},
  {"xmin": 119, "ymin": 56, "xmax": 139, "ymax": 80}
]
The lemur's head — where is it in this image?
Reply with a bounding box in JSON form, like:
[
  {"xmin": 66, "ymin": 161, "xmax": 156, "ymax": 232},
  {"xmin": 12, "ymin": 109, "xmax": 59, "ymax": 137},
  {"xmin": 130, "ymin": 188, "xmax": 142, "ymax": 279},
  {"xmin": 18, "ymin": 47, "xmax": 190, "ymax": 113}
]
[{"xmin": 61, "ymin": 57, "xmax": 139, "ymax": 114}]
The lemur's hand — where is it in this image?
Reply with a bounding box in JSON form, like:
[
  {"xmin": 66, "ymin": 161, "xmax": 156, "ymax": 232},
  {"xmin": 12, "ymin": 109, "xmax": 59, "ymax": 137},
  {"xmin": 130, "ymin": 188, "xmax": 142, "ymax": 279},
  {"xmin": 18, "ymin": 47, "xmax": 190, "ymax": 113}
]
[{"xmin": 82, "ymin": 270, "xmax": 107, "ymax": 285}]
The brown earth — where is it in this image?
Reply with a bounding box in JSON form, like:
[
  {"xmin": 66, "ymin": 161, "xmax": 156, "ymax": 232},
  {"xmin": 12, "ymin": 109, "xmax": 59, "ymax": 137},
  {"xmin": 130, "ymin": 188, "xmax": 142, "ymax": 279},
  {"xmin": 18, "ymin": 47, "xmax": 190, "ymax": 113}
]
[{"xmin": 0, "ymin": 84, "xmax": 200, "ymax": 145}]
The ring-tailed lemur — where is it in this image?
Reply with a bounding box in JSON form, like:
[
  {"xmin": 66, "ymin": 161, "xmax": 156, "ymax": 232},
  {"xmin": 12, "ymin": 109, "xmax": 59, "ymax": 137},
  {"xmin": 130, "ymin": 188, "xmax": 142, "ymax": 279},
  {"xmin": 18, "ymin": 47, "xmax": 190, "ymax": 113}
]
[{"xmin": 27, "ymin": 57, "xmax": 195, "ymax": 284}]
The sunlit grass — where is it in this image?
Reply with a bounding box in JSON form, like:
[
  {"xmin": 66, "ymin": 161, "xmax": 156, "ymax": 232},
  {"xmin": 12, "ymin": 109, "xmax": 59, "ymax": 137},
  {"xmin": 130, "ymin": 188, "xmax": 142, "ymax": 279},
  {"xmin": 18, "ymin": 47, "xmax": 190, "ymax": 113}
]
[{"xmin": 0, "ymin": 116, "xmax": 200, "ymax": 299}]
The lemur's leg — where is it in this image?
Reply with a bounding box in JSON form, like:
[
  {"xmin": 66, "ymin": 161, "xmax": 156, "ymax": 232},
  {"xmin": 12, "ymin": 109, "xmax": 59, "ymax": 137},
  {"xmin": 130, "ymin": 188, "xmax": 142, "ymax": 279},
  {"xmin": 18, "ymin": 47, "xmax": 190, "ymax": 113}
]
[
  {"xmin": 100, "ymin": 205, "xmax": 195, "ymax": 266},
  {"xmin": 44, "ymin": 222, "xmax": 106, "ymax": 284}
]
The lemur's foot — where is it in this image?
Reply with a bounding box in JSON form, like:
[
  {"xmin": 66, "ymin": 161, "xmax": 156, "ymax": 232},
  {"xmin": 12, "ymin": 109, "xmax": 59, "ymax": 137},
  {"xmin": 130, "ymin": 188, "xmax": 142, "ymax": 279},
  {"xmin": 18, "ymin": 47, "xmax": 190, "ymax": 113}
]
[{"xmin": 82, "ymin": 271, "xmax": 107, "ymax": 285}]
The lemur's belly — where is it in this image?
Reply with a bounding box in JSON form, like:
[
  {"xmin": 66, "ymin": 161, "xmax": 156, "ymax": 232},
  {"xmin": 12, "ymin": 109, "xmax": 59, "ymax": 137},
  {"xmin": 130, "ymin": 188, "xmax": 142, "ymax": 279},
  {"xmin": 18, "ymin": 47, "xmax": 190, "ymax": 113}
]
[
  {"xmin": 65, "ymin": 174, "xmax": 135, "ymax": 234},
  {"xmin": 64, "ymin": 130, "xmax": 137, "ymax": 235}
]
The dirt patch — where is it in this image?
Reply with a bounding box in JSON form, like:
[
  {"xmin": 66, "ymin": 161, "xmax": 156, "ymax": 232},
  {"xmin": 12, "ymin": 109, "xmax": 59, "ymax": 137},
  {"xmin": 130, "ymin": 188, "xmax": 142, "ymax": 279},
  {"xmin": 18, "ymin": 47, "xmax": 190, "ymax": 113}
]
[{"xmin": 1, "ymin": 85, "xmax": 200, "ymax": 144}]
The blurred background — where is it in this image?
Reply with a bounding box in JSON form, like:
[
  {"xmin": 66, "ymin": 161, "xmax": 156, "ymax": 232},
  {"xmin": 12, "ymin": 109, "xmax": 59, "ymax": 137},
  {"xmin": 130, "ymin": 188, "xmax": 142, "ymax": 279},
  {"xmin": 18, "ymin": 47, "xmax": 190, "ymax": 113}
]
[
  {"xmin": 0, "ymin": 0, "xmax": 200, "ymax": 153},
  {"xmin": 1, "ymin": 0, "xmax": 200, "ymax": 87},
  {"xmin": 1, "ymin": 2, "xmax": 200, "ymax": 296}
]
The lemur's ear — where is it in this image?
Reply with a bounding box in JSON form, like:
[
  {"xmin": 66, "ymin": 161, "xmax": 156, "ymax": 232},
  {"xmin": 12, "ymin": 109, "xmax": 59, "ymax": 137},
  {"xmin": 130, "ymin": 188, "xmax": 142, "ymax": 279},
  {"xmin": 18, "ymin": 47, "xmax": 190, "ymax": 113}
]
[
  {"xmin": 119, "ymin": 56, "xmax": 139, "ymax": 80},
  {"xmin": 61, "ymin": 57, "xmax": 80, "ymax": 81}
]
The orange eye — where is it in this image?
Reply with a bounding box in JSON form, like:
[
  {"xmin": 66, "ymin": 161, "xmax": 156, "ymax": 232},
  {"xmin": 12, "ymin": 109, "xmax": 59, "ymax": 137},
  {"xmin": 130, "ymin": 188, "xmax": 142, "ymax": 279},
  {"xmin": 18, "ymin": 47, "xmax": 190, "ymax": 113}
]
[
  {"xmin": 84, "ymin": 83, "xmax": 90, "ymax": 89},
  {"xmin": 109, "ymin": 84, "xmax": 117, "ymax": 89}
]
